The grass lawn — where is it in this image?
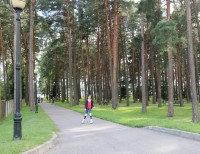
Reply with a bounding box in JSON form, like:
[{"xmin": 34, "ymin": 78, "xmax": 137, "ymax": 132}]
[
  {"xmin": 54, "ymin": 99, "xmax": 200, "ymax": 134},
  {"xmin": 0, "ymin": 105, "xmax": 58, "ymax": 154}
]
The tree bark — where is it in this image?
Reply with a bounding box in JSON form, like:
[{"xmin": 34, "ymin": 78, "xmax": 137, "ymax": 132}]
[
  {"xmin": 177, "ymin": 46, "xmax": 183, "ymax": 106},
  {"xmin": 151, "ymin": 45, "xmax": 156, "ymax": 104},
  {"xmin": 79, "ymin": 6, "xmax": 87, "ymax": 101},
  {"xmin": 96, "ymin": 4, "xmax": 102, "ymax": 104},
  {"xmin": 29, "ymin": 0, "xmax": 35, "ymax": 111},
  {"xmin": 66, "ymin": 0, "xmax": 74, "ymax": 105},
  {"xmin": 185, "ymin": 0, "xmax": 199, "ymax": 122},
  {"xmin": 112, "ymin": 0, "xmax": 119, "ymax": 109},
  {"xmin": 156, "ymin": 51, "xmax": 162, "ymax": 107},
  {"xmin": 104, "ymin": 0, "xmax": 113, "ymax": 101},
  {"xmin": 167, "ymin": 0, "xmax": 174, "ymax": 117},
  {"xmin": 141, "ymin": 13, "xmax": 147, "ymax": 113},
  {"xmin": 86, "ymin": 34, "xmax": 91, "ymax": 94}
]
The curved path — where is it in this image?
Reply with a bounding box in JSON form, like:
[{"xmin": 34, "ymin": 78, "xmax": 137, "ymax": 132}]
[{"xmin": 39, "ymin": 102, "xmax": 200, "ymax": 154}]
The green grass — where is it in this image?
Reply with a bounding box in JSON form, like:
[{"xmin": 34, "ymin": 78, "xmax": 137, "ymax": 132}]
[
  {"xmin": 0, "ymin": 105, "xmax": 58, "ymax": 154},
  {"xmin": 55, "ymin": 99, "xmax": 200, "ymax": 134}
]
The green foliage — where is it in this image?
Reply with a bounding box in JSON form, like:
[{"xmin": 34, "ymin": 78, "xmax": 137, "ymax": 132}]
[
  {"xmin": 137, "ymin": 0, "xmax": 162, "ymax": 27},
  {"xmin": 151, "ymin": 19, "xmax": 179, "ymax": 52},
  {"xmin": 0, "ymin": 105, "xmax": 58, "ymax": 154},
  {"xmin": 37, "ymin": 0, "xmax": 65, "ymax": 12},
  {"xmin": 134, "ymin": 33, "xmax": 143, "ymax": 44},
  {"xmin": 138, "ymin": 0, "xmax": 156, "ymax": 15}
]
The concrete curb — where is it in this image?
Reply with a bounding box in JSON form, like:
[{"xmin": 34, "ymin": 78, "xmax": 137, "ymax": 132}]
[
  {"xmin": 145, "ymin": 126, "xmax": 200, "ymax": 142},
  {"xmin": 21, "ymin": 132, "xmax": 59, "ymax": 154}
]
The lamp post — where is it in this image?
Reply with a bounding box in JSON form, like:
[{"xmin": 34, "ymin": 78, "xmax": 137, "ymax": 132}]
[
  {"xmin": 34, "ymin": 69, "xmax": 38, "ymax": 113},
  {"xmin": 11, "ymin": 0, "xmax": 26, "ymax": 140}
]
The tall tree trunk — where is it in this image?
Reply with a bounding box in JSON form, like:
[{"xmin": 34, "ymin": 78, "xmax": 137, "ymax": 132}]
[
  {"xmin": 167, "ymin": 0, "xmax": 174, "ymax": 117},
  {"xmin": 132, "ymin": 47, "xmax": 136, "ymax": 103},
  {"xmin": 61, "ymin": 73, "xmax": 65, "ymax": 103},
  {"xmin": 156, "ymin": 51, "xmax": 162, "ymax": 107},
  {"xmin": 141, "ymin": 13, "xmax": 147, "ymax": 113},
  {"xmin": 184, "ymin": 49, "xmax": 190, "ymax": 101},
  {"xmin": 167, "ymin": 47, "xmax": 174, "ymax": 117},
  {"xmin": 151, "ymin": 46, "xmax": 156, "ymax": 104},
  {"xmin": 96, "ymin": 4, "xmax": 102, "ymax": 104},
  {"xmin": 137, "ymin": 57, "xmax": 141, "ymax": 102},
  {"xmin": 194, "ymin": 56, "xmax": 200, "ymax": 102},
  {"xmin": 72, "ymin": 1, "xmax": 79, "ymax": 105},
  {"xmin": 156, "ymin": 0, "xmax": 162, "ymax": 107},
  {"xmin": 95, "ymin": 3, "xmax": 102, "ymax": 104},
  {"xmin": 66, "ymin": 0, "xmax": 74, "ymax": 105},
  {"xmin": 73, "ymin": 52, "xmax": 78, "ymax": 105},
  {"xmin": 21, "ymin": 29, "xmax": 29, "ymax": 105},
  {"xmin": 79, "ymin": 4, "xmax": 86, "ymax": 101},
  {"xmin": 145, "ymin": 23, "xmax": 149, "ymax": 106},
  {"xmin": 112, "ymin": 0, "xmax": 119, "ymax": 109},
  {"xmin": 104, "ymin": 0, "xmax": 113, "ymax": 101},
  {"xmin": 185, "ymin": 0, "xmax": 199, "ymax": 122},
  {"xmin": 177, "ymin": 46, "xmax": 183, "ymax": 106},
  {"xmin": 102, "ymin": 30, "xmax": 108, "ymax": 104},
  {"xmin": 29, "ymin": 0, "xmax": 35, "ymax": 111},
  {"xmin": 66, "ymin": 72, "xmax": 69, "ymax": 103},
  {"xmin": 86, "ymin": 34, "xmax": 91, "ymax": 94}
]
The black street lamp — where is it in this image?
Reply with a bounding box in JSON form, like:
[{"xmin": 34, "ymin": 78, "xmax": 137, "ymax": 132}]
[
  {"xmin": 11, "ymin": 0, "xmax": 26, "ymax": 140},
  {"xmin": 34, "ymin": 69, "xmax": 38, "ymax": 113}
]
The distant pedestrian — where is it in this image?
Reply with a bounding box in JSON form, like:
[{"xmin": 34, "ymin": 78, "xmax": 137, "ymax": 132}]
[
  {"xmin": 52, "ymin": 97, "xmax": 55, "ymax": 104},
  {"xmin": 81, "ymin": 94, "xmax": 94, "ymax": 124}
]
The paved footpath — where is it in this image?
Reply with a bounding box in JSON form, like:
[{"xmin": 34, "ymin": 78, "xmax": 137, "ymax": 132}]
[{"xmin": 35, "ymin": 102, "xmax": 200, "ymax": 154}]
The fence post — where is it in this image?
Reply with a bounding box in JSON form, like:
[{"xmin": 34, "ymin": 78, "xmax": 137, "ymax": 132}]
[{"xmin": 0, "ymin": 99, "xmax": 20, "ymax": 120}]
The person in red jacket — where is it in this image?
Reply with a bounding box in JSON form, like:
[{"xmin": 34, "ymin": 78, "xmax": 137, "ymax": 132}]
[{"xmin": 81, "ymin": 95, "xmax": 94, "ymax": 124}]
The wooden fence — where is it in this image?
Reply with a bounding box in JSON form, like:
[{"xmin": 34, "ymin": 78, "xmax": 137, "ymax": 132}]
[
  {"xmin": 0, "ymin": 100, "xmax": 14, "ymax": 120},
  {"xmin": 0, "ymin": 99, "xmax": 25, "ymax": 121}
]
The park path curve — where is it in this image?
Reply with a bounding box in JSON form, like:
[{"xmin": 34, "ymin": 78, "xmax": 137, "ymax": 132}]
[{"xmin": 39, "ymin": 102, "xmax": 200, "ymax": 154}]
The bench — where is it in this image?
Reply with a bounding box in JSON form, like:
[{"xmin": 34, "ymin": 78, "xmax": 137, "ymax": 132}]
[{"xmin": 162, "ymin": 100, "xmax": 180, "ymax": 105}]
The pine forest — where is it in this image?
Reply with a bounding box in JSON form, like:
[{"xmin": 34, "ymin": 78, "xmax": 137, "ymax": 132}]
[{"xmin": 0, "ymin": 0, "xmax": 200, "ymax": 122}]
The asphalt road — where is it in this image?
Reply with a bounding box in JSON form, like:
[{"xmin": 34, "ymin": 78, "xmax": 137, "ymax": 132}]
[{"xmin": 40, "ymin": 102, "xmax": 200, "ymax": 154}]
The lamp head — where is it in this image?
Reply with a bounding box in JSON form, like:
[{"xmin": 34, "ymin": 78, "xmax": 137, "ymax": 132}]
[{"xmin": 10, "ymin": 0, "xmax": 26, "ymax": 10}]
